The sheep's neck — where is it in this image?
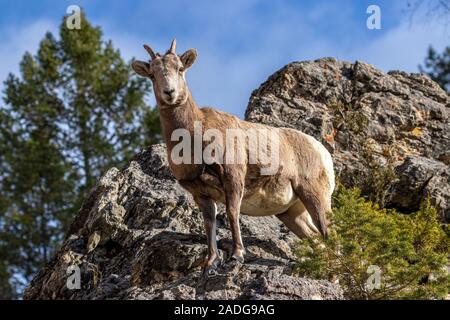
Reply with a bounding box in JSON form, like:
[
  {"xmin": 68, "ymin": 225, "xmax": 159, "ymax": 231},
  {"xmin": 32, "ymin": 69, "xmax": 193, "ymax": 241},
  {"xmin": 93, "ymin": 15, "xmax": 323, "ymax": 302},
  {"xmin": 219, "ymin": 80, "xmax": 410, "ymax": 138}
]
[
  {"xmin": 158, "ymin": 90, "xmax": 200, "ymax": 148},
  {"xmin": 157, "ymin": 89, "xmax": 205, "ymax": 180}
]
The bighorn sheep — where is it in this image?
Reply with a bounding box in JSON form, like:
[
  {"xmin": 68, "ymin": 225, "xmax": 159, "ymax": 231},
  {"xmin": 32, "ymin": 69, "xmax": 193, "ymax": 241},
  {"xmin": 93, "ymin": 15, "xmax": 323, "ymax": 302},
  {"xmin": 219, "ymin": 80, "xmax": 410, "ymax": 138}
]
[{"xmin": 132, "ymin": 40, "xmax": 335, "ymax": 275}]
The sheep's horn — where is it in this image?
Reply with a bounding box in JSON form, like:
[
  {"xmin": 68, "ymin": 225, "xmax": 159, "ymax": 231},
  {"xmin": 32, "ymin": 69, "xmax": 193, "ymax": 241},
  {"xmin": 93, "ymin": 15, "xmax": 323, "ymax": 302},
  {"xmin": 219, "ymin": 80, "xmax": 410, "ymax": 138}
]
[
  {"xmin": 143, "ymin": 44, "xmax": 157, "ymax": 60},
  {"xmin": 168, "ymin": 38, "xmax": 176, "ymax": 54}
]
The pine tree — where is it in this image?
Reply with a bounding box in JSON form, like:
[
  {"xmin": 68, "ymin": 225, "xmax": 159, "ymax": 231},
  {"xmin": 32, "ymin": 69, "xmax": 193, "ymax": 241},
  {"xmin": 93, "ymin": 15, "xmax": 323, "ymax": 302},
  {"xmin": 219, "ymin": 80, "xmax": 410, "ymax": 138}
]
[
  {"xmin": 57, "ymin": 14, "xmax": 155, "ymax": 191},
  {"xmin": 419, "ymin": 46, "xmax": 450, "ymax": 92},
  {"xmin": 295, "ymin": 186, "xmax": 450, "ymax": 300},
  {"xmin": 0, "ymin": 12, "xmax": 160, "ymax": 298}
]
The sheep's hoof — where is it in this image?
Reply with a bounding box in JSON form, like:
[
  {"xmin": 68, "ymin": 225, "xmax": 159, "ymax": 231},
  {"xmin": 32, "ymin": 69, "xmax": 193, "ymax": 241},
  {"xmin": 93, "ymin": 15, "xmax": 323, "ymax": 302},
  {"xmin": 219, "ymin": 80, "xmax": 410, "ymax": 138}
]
[
  {"xmin": 202, "ymin": 257, "xmax": 221, "ymax": 277},
  {"xmin": 231, "ymin": 252, "xmax": 245, "ymax": 264},
  {"xmin": 230, "ymin": 245, "xmax": 245, "ymax": 264}
]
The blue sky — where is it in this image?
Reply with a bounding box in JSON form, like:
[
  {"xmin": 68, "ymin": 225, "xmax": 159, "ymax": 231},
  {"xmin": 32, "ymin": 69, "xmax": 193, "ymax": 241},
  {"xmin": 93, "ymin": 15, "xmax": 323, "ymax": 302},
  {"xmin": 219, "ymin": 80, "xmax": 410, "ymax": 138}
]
[{"xmin": 0, "ymin": 0, "xmax": 448, "ymax": 117}]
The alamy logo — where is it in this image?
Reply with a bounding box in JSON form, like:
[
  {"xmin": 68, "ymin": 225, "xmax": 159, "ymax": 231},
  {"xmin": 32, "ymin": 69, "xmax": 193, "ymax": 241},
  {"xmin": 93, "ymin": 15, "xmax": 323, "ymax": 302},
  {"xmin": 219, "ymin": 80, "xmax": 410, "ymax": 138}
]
[
  {"xmin": 366, "ymin": 265, "xmax": 382, "ymax": 290},
  {"xmin": 367, "ymin": 5, "xmax": 382, "ymax": 30},
  {"xmin": 66, "ymin": 5, "xmax": 82, "ymax": 30},
  {"xmin": 66, "ymin": 265, "xmax": 81, "ymax": 290},
  {"xmin": 170, "ymin": 121, "xmax": 280, "ymax": 175}
]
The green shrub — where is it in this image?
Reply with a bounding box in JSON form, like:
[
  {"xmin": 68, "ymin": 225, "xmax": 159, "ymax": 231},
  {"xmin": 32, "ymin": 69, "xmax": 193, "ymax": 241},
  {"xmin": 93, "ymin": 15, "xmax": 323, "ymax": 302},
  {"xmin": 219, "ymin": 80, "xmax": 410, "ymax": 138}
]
[
  {"xmin": 357, "ymin": 141, "xmax": 397, "ymax": 208},
  {"xmin": 294, "ymin": 186, "xmax": 450, "ymax": 300},
  {"xmin": 330, "ymin": 102, "xmax": 369, "ymax": 135}
]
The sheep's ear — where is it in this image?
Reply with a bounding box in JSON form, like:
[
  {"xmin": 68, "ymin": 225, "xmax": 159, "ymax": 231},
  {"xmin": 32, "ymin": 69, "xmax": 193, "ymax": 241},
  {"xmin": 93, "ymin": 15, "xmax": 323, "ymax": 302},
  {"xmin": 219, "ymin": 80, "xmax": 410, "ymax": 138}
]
[
  {"xmin": 180, "ymin": 49, "xmax": 197, "ymax": 70},
  {"xmin": 132, "ymin": 60, "xmax": 151, "ymax": 77}
]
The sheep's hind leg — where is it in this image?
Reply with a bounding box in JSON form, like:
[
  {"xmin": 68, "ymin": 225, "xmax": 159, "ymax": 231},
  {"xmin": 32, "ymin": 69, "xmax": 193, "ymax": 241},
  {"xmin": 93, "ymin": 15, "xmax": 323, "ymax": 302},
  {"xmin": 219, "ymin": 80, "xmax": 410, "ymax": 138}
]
[
  {"xmin": 223, "ymin": 167, "xmax": 246, "ymax": 263},
  {"xmin": 276, "ymin": 201, "xmax": 319, "ymax": 239},
  {"xmin": 292, "ymin": 182, "xmax": 330, "ymax": 237}
]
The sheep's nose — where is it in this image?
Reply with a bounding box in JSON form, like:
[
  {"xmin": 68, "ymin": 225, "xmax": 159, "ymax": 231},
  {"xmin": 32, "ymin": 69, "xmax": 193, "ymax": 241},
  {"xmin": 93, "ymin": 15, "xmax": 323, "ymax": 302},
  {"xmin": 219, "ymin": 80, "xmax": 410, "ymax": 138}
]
[{"xmin": 164, "ymin": 89, "xmax": 175, "ymax": 97}]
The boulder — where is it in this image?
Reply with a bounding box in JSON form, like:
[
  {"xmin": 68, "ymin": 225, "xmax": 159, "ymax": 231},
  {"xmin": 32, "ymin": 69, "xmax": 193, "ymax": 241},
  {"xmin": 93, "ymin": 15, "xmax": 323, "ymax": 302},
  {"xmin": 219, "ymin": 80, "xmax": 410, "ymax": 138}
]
[
  {"xmin": 246, "ymin": 58, "xmax": 449, "ymax": 221},
  {"xmin": 25, "ymin": 58, "xmax": 450, "ymax": 300},
  {"xmin": 24, "ymin": 145, "xmax": 342, "ymax": 300}
]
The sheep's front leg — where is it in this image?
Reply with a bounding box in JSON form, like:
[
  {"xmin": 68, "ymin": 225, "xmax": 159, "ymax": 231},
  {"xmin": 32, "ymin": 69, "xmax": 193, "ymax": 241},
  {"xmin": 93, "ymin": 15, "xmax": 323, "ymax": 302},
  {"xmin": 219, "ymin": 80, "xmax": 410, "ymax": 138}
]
[
  {"xmin": 223, "ymin": 169, "xmax": 246, "ymax": 263},
  {"xmin": 196, "ymin": 196, "xmax": 221, "ymax": 275}
]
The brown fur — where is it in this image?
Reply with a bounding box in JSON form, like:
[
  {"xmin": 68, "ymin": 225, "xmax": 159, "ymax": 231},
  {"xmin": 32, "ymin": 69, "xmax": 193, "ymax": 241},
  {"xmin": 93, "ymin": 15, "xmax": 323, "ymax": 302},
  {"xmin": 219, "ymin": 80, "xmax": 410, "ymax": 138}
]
[{"xmin": 132, "ymin": 40, "xmax": 335, "ymax": 272}]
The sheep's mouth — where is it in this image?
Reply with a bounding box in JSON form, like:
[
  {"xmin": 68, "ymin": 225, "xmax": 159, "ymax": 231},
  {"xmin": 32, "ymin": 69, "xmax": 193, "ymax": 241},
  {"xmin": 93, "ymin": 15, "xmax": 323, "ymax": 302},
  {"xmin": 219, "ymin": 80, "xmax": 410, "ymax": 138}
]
[{"xmin": 162, "ymin": 94, "xmax": 177, "ymax": 105}]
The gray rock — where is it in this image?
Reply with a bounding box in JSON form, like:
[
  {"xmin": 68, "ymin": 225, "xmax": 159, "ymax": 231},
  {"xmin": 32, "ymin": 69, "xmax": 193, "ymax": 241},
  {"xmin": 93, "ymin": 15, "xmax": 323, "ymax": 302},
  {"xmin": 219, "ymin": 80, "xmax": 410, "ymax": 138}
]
[
  {"xmin": 391, "ymin": 156, "xmax": 450, "ymax": 220},
  {"xmin": 25, "ymin": 58, "xmax": 449, "ymax": 300},
  {"xmin": 246, "ymin": 58, "xmax": 450, "ymax": 221},
  {"xmin": 24, "ymin": 144, "xmax": 342, "ymax": 300}
]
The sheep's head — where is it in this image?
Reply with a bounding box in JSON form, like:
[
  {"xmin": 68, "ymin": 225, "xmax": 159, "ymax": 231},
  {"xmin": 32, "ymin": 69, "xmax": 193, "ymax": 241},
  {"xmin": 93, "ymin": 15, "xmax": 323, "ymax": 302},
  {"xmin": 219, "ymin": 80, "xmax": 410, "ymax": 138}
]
[{"xmin": 132, "ymin": 39, "xmax": 197, "ymax": 106}]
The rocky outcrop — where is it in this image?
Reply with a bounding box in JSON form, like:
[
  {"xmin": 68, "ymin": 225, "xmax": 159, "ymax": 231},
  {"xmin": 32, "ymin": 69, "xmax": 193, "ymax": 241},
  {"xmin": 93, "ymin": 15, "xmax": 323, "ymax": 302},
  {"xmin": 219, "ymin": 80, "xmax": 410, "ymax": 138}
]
[
  {"xmin": 391, "ymin": 156, "xmax": 450, "ymax": 214},
  {"xmin": 246, "ymin": 58, "xmax": 449, "ymax": 221},
  {"xmin": 24, "ymin": 145, "xmax": 342, "ymax": 300},
  {"xmin": 25, "ymin": 58, "xmax": 449, "ymax": 300}
]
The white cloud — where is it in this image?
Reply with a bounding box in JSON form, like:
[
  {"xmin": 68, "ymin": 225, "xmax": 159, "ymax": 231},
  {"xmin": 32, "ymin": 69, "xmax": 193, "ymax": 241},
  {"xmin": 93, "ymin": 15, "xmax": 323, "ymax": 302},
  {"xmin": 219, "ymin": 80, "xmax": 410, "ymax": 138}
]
[
  {"xmin": 98, "ymin": 1, "xmax": 448, "ymax": 117},
  {"xmin": 96, "ymin": 2, "xmax": 328, "ymax": 117},
  {"xmin": 0, "ymin": 3, "xmax": 448, "ymax": 118},
  {"xmin": 346, "ymin": 18, "xmax": 449, "ymax": 72},
  {"xmin": 0, "ymin": 20, "xmax": 58, "ymax": 100}
]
